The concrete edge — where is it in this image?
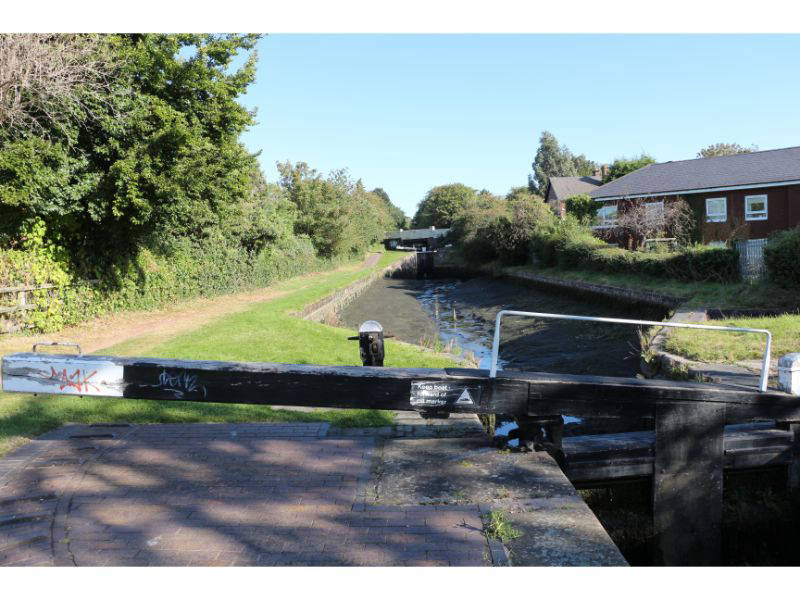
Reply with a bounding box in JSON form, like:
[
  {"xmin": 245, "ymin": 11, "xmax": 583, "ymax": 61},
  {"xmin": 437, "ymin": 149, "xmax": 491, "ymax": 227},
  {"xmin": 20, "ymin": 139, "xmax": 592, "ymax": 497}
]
[
  {"xmin": 499, "ymin": 268, "xmax": 686, "ymax": 310},
  {"xmin": 487, "ymin": 538, "xmax": 510, "ymax": 566}
]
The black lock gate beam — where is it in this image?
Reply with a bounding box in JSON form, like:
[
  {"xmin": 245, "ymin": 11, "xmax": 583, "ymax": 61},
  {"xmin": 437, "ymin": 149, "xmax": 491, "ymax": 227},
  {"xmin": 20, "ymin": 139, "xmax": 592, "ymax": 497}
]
[{"xmin": 3, "ymin": 350, "xmax": 799, "ymax": 566}]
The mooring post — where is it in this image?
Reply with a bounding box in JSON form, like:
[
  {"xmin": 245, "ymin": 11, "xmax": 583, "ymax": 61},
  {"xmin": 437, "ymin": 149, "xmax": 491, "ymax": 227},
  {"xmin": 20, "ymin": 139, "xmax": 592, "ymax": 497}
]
[
  {"xmin": 652, "ymin": 401, "xmax": 725, "ymax": 566},
  {"xmin": 352, "ymin": 320, "xmax": 385, "ymax": 367}
]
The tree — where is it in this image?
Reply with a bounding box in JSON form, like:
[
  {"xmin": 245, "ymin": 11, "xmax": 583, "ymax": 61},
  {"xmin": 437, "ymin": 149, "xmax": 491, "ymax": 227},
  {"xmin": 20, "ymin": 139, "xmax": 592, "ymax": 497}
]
[
  {"xmin": 506, "ymin": 186, "xmax": 544, "ymax": 204},
  {"xmin": 529, "ymin": 131, "xmax": 578, "ymax": 196},
  {"xmin": 604, "ymin": 154, "xmax": 656, "ymax": 183},
  {"xmin": 371, "ymin": 187, "xmax": 406, "ymax": 229},
  {"xmin": 697, "ymin": 143, "xmax": 758, "ymax": 158},
  {"xmin": 0, "ymin": 34, "xmax": 115, "ymax": 135},
  {"xmin": 277, "ymin": 162, "xmax": 396, "ymax": 258},
  {"xmin": 411, "ymin": 183, "xmax": 477, "ymax": 228},
  {"xmin": 571, "ymin": 153, "xmax": 598, "ymax": 177},
  {"xmin": 0, "ymin": 34, "xmax": 263, "ymax": 271},
  {"xmin": 616, "ymin": 198, "xmax": 695, "ymax": 249}
]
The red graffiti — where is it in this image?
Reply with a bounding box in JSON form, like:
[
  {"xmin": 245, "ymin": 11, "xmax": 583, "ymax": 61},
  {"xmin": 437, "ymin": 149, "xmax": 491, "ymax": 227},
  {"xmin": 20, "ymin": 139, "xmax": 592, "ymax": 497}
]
[{"xmin": 49, "ymin": 367, "xmax": 99, "ymax": 393}]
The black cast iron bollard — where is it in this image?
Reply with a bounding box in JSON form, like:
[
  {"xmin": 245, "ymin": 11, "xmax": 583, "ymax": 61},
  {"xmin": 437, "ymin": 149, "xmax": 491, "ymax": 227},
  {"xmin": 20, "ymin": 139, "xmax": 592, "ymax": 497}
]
[{"xmin": 348, "ymin": 320, "xmax": 387, "ymax": 367}]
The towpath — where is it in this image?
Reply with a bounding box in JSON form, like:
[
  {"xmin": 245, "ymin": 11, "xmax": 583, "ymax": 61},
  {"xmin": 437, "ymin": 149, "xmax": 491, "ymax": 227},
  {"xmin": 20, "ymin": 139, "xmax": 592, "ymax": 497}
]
[{"xmin": 0, "ymin": 254, "xmax": 383, "ymax": 358}]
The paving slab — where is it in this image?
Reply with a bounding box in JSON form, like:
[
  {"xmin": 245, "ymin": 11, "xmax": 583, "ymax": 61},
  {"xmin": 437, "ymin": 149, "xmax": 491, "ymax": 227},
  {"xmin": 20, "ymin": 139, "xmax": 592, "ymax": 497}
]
[
  {"xmin": 0, "ymin": 422, "xmax": 492, "ymax": 566},
  {"xmin": 0, "ymin": 419, "xmax": 624, "ymax": 566},
  {"xmin": 371, "ymin": 436, "xmax": 627, "ymax": 566}
]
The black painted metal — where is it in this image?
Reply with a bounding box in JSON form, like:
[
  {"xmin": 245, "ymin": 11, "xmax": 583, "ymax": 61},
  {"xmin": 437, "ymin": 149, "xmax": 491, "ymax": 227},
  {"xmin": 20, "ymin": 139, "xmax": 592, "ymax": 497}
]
[
  {"xmin": 348, "ymin": 320, "xmax": 386, "ymax": 367},
  {"xmin": 415, "ymin": 250, "xmax": 435, "ymax": 279}
]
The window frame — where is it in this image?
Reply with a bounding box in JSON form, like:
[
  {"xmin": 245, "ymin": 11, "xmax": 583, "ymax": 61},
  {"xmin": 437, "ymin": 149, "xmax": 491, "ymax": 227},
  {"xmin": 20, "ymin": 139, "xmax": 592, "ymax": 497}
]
[
  {"xmin": 594, "ymin": 203, "xmax": 618, "ymax": 228},
  {"xmin": 744, "ymin": 194, "xmax": 768, "ymax": 221},
  {"xmin": 705, "ymin": 197, "xmax": 727, "ymax": 223},
  {"xmin": 644, "ymin": 200, "xmax": 665, "ymax": 215}
]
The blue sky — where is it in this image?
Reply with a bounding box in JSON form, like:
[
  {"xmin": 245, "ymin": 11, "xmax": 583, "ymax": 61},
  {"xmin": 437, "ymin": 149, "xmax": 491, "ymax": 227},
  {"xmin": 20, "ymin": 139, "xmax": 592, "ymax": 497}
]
[{"xmin": 238, "ymin": 34, "xmax": 800, "ymax": 216}]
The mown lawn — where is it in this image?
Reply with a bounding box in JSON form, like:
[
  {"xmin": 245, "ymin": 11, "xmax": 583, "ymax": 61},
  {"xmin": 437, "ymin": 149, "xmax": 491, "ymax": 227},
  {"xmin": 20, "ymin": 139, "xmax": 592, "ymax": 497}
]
[
  {"xmin": 0, "ymin": 251, "xmax": 458, "ymax": 456},
  {"xmin": 664, "ymin": 313, "xmax": 800, "ymax": 363}
]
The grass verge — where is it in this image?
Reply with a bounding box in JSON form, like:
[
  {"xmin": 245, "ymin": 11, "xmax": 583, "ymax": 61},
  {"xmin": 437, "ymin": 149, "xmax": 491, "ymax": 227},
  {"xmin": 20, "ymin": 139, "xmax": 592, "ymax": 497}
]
[
  {"xmin": 509, "ymin": 266, "xmax": 799, "ymax": 311},
  {"xmin": 664, "ymin": 313, "xmax": 800, "ymax": 363},
  {"xmin": 0, "ymin": 250, "xmax": 458, "ymax": 456},
  {"xmin": 505, "ymin": 265, "xmax": 800, "ymax": 365}
]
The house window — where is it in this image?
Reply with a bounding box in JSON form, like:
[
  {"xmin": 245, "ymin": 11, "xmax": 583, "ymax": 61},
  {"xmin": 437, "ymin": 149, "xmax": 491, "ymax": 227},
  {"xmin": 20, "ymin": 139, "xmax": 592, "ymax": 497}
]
[
  {"xmin": 705, "ymin": 197, "xmax": 727, "ymax": 222},
  {"xmin": 645, "ymin": 200, "xmax": 664, "ymax": 216},
  {"xmin": 745, "ymin": 195, "xmax": 768, "ymax": 221},
  {"xmin": 644, "ymin": 200, "xmax": 664, "ymax": 230},
  {"xmin": 595, "ymin": 204, "xmax": 618, "ymax": 227},
  {"xmin": 644, "ymin": 200, "xmax": 664, "ymax": 225}
]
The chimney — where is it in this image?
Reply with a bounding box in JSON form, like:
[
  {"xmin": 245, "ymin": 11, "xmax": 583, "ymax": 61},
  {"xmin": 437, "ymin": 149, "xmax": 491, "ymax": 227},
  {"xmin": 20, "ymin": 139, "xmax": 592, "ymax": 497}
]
[
  {"xmin": 601, "ymin": 164, "xmax": 609, "ymax": 180},
  {"xmin": 593, "ymin": 167, "xmax": 602, "ymax": 178}
]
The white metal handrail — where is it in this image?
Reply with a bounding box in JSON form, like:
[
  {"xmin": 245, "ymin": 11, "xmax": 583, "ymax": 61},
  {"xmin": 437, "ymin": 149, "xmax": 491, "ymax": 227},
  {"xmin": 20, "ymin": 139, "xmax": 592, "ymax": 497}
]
[{"xmin": 489, "ymin": 310, "xmax": 773, "ymax": 392}]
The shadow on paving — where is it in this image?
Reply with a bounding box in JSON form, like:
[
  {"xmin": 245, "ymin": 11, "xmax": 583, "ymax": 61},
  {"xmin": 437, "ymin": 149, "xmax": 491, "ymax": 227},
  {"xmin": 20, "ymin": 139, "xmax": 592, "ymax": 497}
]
[
  {"xmin": 0, "ymin": 423, "xmax": 490, "ymax": 566},
  {"xmin": 372, "ymin": 436, "xmax": 627, "ymax": 566}
]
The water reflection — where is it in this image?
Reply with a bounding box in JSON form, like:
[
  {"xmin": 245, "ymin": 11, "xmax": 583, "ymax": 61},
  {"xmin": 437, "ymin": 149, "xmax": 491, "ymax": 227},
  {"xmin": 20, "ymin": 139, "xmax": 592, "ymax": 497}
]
[
  {"xmin": 415, "ymin": 280, "xmax": 583, "ymax": 432},
  {"xmin": 415, "ymin": 280, "xmax": 503, "ymax": 370}
]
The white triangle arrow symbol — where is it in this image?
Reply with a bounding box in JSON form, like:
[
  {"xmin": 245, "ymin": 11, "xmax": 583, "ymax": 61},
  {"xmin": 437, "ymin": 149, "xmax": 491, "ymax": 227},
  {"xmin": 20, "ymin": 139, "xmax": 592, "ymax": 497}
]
[{"xmin": 455, "ymin": 389, "xmax": 474, "ymax": 404}]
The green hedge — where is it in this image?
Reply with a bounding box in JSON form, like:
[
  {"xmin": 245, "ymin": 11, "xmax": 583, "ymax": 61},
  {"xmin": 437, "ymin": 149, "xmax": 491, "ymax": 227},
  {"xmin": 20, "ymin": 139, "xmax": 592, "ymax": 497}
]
[
  {"xmin": 1, "ymin": 232, "xmax": 334, "ymax": 333},
  {"xmin": 532, "ymin": 226, "xmax": 739, "ymax": 283},
  {"xmin": 764, "ymin": 227, "xmax": 800, "ymax": 288}
]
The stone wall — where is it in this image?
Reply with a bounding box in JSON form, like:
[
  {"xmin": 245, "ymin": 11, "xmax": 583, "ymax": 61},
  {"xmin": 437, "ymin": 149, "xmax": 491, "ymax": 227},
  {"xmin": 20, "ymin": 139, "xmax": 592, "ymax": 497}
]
[
  {"xmin": 500, "ymin": 269, "xmax": 685, "ymax": 311},
  {"xmin": 298, "ymin": 253, "xmax": 417, "ymax": 324}
]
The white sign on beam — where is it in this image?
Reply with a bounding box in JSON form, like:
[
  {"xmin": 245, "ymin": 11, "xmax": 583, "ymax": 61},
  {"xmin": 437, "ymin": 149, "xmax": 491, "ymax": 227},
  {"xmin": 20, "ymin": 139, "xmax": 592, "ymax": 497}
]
[{"xmin": 2, "ymin": 354, "xmax": 125, "ymax": 397}]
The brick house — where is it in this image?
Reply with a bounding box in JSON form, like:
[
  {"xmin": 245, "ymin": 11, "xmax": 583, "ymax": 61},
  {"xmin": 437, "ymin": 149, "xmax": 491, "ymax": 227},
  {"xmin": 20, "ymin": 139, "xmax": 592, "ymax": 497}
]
[
  {"xmin": 589, "ymin": 146, "xmax": 800, "ymax": 243},
  {"xmin": 546, "ymin": 173, "xmax": 604, "ymax": 218}
]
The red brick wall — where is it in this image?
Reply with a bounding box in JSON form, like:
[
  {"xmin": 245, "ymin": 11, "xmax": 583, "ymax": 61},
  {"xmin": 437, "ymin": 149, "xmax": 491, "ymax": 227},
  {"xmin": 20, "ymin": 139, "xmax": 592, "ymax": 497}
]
[{"xmin": 676, "ymin": 184, "xmax": 800, "ymax": 242}]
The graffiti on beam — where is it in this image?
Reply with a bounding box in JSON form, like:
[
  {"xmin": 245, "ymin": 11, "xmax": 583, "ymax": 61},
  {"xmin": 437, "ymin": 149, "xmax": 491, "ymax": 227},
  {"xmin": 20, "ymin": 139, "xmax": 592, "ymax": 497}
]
[
  {"xmin": 156, "ymin": 370, "xmax": 207, "ymax": 399},
  {"xmin": 48, "ymin": 367, "xmax": 100, "ymax": 393}
]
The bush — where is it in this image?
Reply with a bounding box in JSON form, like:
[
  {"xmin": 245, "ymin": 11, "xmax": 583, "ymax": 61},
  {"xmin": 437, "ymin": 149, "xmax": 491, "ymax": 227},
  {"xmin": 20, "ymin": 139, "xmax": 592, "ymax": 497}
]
[
  {"xmin": 450, "ymin": 194, "xmax": 555, "ymax": 266},
  {"xmin": 530, "ymin": 220, "xmax": 739, "ymax": 283},
  {"xmin": 1, "ymin": 230, "xmax": 337, "ymax": 333},
  {"xmin": 564, "ymin": 193, "xmax": 598, "ymax": 224},
  {"xmin": 530, "ymin": 217, "xmax": 605, "ymax": 269},
  {"xmin": 764, "ymin": 227, "xmax": 800, "ymax": 288}
]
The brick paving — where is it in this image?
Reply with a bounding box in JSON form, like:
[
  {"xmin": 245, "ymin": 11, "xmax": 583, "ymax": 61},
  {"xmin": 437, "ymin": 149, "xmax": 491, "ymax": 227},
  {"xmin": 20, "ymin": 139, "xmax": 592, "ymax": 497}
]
[{"xmin": 0, "ymin": 423, "xmax": 492, "ymax": 566}]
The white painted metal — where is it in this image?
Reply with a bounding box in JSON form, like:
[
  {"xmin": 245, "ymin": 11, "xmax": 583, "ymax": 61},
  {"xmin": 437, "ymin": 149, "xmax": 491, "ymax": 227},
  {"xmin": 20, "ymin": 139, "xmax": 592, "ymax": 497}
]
[
  {"xmin": 778, "ymin": 353, "xmax": 800, "ymax": 396},
  {"xmin": 359, "ymin": 320, "xmax": 383, "ymax": 333},
  {"xmin": 2, "ymin": 353, "xmax": 124, "ymax": 397},
  {"xmin": 489, "ymin": 310, "xmax": 773, "ymax": 392},
  {"xmin": 735, "ymin": 238, "xmax": 768, "ymax": 281}
]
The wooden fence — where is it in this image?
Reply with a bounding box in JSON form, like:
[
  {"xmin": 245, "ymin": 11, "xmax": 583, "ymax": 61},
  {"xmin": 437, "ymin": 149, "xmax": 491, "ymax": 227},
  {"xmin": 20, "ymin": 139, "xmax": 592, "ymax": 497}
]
[{"xmin": 0, "ymin": 284, "xmax": 58, "ymax": 334}]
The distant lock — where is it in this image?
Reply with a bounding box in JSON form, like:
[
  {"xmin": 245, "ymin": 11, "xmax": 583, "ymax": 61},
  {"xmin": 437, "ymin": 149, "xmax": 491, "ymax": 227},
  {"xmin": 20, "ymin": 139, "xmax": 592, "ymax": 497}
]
[{"xmin": 357, "ymin": 320, "xmax": 385, "ymax": 367}]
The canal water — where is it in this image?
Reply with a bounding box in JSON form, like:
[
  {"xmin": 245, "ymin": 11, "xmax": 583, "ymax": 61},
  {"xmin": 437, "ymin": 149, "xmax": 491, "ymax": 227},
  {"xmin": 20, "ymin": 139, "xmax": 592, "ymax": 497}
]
[
  {"xmin": 338, "ymin": 274, "xmax": 667, "ymax": 437},
  {"xmin": 340, "ymin": 276, "xmax": 664, "ymax": 376}
]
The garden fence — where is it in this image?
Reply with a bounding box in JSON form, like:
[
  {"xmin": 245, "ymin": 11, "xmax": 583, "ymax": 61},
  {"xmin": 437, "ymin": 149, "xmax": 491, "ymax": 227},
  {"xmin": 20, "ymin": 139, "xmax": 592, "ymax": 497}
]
[{"xmin": 735, "ymin": 238, "xmax": 767, "ymax": 281}]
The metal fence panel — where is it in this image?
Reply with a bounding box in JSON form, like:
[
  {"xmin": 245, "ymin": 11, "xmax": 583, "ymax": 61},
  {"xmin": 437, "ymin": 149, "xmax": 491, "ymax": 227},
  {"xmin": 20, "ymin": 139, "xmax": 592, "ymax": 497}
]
[{"xmin": 735, "ymin": 238, "xmax": 767, "ymax": 281}]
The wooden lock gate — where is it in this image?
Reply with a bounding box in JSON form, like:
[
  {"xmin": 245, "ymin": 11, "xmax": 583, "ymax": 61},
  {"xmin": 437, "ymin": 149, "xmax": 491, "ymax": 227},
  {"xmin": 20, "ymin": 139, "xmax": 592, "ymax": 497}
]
[{"xmin": 3, "ymin": 314, "xmax": 799, "ymax": 566}]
